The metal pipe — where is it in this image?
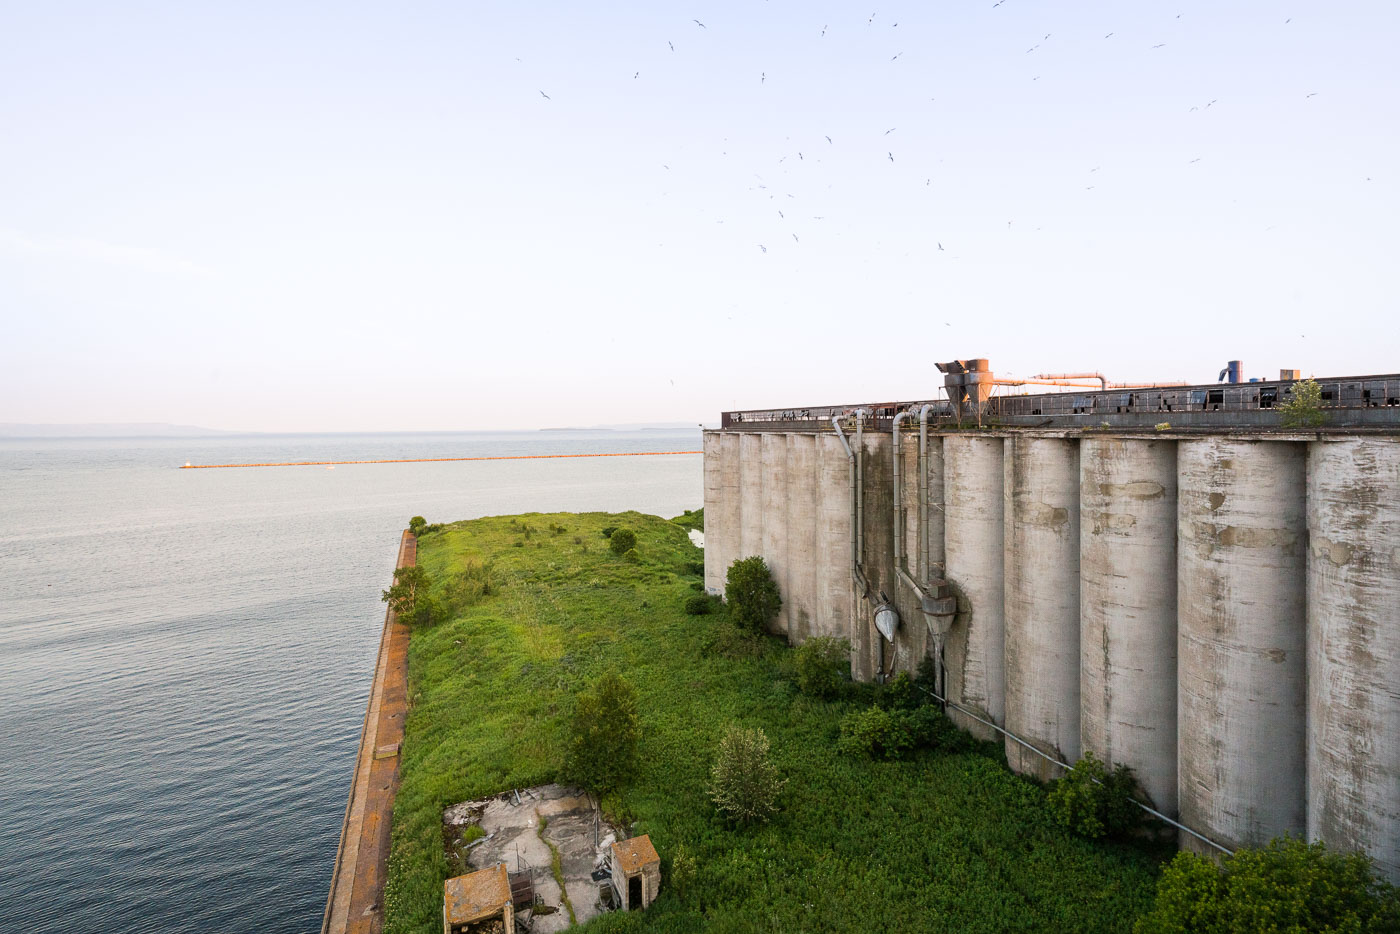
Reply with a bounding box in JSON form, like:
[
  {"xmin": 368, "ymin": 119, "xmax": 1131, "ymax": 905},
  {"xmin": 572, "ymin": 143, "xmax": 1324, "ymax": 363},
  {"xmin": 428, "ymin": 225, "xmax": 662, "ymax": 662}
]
[
  {"xmin": 892, "ymin": 409, "xmax": 915, "ymax": 569},
  {"xmin": 831, "ymin": 411, "xmax": 869, "ymax": 595},
  {"xmin": 855, "ymin": 409, "xmax": 866, "ymax": 568},
  {"xmin": 1032, "ymin": 371, "xmax": 1109, "ymax": 390},
  {"xmin": 917, "ymin": 404, "xmax": 936, "ymax": 586},
  {"xmin": 913, "ymin": 683, "xmax": 1232, "ymax": 855}
]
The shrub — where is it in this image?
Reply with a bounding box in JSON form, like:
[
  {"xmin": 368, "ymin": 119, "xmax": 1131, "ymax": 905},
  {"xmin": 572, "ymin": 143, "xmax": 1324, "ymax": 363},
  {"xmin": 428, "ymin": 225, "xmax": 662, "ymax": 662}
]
[
  {"xmin": 684, "ymin": 594, "xmax": 712, "ymax": 615},
  {"xmin": 563, "ymin": 671, "xmax": 641, "ymax": 794},
  {"xmin": 408, "ymin": 515, "xmax": 427, "ymax": 536},
  {"xmin": 609, "ymin": 528, "xmax": 637, "ymax": 556},
  {"xmin": 621, "ymin": 547, "xmax": 639, "ymax": 563},
  {"xmin": 1047, "ymin": 750, "xmax": 1141, "ymax": 840},
  {"xmin": 669, "ymin": 842, "xmax": 697, "ymax": 900},
  {"xmin": 724, "ymin": 556, "xmax": 782, "ymax": 634},
  {"xmin": 708, "ymin": 724, "xmax": 786, "ymax": 825},
  {"xmin": 876, "ymin": 670, "xmax": 920, "ymax": 710},
  {"xmin": 601, "ymin": 526, "xmax": 616, "ymax": 538},
  {"xmin": 908, "ymin": 705, "xmax": 974, "ymax": 753},
  {"xmin": 1279, "ymin": 377, "xmax": 1326, "ymax": 429},
  {"xmin": 794, "ymin": 636, "xmax": 850, "ymax": 699},
  {"xmin": 381, "ymin": 565, "xmax": 431, "ymax": 622},
  {"xmin": 1135, "ymin": 837, "xmax": 1400, "ymax": 934},
  {"xmin": 444, "ymin": 557, "xmax": 493, "ymax": 612},
  {"xmin": 838, "ymin": 706, "xmax": 915, "ymax": 760}
]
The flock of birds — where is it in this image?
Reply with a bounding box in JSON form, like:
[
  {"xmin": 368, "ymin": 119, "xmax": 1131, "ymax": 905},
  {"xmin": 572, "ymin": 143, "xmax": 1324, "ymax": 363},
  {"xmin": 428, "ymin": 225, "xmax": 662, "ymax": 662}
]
[{"xmin": 526, "ymin": 11, "xmax": 1328, "ymax": 259}]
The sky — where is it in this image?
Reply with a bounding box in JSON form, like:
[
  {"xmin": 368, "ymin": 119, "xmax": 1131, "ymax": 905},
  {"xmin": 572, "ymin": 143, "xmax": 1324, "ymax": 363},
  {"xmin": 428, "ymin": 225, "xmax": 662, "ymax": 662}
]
[{"xmin": 2, "ymin": 1, "xmax": 1397, "ymax": 431}]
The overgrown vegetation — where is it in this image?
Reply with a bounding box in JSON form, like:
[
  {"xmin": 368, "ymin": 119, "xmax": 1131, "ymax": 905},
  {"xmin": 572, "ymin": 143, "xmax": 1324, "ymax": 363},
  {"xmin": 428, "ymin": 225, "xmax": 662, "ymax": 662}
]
[
  {"xmin": 670, "ymin": 508, "xmax": 704, "ymax": 532},
  {"xmin": 384, "ymin": 510, "xmax": 1166, "ymax": 933},
  {"xmin": 1279, "ymin": 377, "xmax": 1327, "ymax": 429},
  {"xmin": 724, "ymin": 555, "xmax": 782, "ymax": 634},
  {"xmin": 1047, "ymin": 751, "xmax": 1143, "ymax": 841},
  {"xmin": 1134, "ymin": 837, "xmax": 1400, "ymax": 933},
  {"xmin": 381, "ymin": 565, "xmax": 437, "ymax": 626},
  {"xmin": 409, "ymin": 515, "xmax": 445, "ymax": 537},
  {"xmin": 563, "ymin": 670, "xmax": 641, "ymax": 794},
  {"xmin": 609, "ymin": 528, "xmax": 637, "ymax": 556},
  {"xmin": 793, "ymin": 635, "xmax": 850, "ymax": 699},
  {"xmin": 707, "ymin": 724, "xmax": 786, "ymax": 826}
]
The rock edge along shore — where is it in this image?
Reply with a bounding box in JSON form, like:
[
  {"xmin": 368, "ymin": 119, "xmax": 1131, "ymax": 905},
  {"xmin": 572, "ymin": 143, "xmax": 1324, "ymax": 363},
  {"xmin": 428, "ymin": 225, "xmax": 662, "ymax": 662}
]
[{"xmin": 322, "ymin": 530, "xmax": 415, "ymax": 934}]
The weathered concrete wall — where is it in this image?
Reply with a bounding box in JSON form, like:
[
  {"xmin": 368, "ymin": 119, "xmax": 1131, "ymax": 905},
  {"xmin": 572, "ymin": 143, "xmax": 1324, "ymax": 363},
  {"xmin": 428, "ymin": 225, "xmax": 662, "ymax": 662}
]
[
  {"xmin": 1079, "ymin": 437, "xmax": 1179, "ymax": 816},
  {"xmin": 761, "ymin": 433, "xmax": 790, "ymax": 635},
  {"xmin": 943, "ymin": 435, "xmax": 1006, "ymax": 740},
  {"xmin": 815, "ymin": 434, "xmax": 854, "ymax": 650},
  {"xmin": 1307, "ymin": 439, "xmax": 1400, "ymax": 881},
  {"xmin": 1003, "ymin": 436, "xmax": 1081, "ymax": 780},
  {"xmin": 786, "ymin": 434, "xmax": 819, "ymax": 642},
  {"xmin": 1178, "ymin": 439, "xmax": 1307, "ymax": 852},
  {"xmin": 739, "ymin": 434, "xmax": 764, "ymax": 562}
]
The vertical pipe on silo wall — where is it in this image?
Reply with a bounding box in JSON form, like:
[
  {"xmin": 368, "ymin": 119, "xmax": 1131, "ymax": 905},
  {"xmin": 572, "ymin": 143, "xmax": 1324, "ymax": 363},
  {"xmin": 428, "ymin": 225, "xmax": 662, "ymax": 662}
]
[
  {"xmin": 1080, "ymin": 437, "xmax": 1178, "ymax": 815},
  {"xmin": 943, "ymin": 435, "xmax": 1006, "ymax": 740},
  {"xmin": 761, "ymin": 433, "xmax": 790, "ymax": 635},
  {"xmin": 1003, "ymin": 436, "xmax": 1082, "ymax": 780},
  {"xmin": 816, "ymin": 434, "xmax": 853, "ymax": 647},
  {"xmin": 702, "ymin": 432, "xmax": 724, "ymax": 595},
  {"xmin": 787, "ymin": 434, "xmax": 819, "ymax": 643},
  {"xmin": 739, "ymin": 434, "xmax": 764, "ymax": 563},
  {"xmin": 924, "ymin": 435, "xmax": 946, "ymax": 581},
  {"xmin": 1307, "ymin": 439, "xmax": 1400, "ymax": 883},
  {"xmin": 1178, "ymin": 439, "xmax": 1306, "ymax": 851}
]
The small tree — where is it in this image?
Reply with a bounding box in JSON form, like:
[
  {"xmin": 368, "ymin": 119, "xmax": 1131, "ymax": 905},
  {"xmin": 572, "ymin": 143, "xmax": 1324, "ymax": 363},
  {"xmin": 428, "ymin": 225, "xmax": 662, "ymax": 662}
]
[
  {"xmin": 724, "ymin": 556, "xmax": 782, "ymax": 633},
  {"xmin": 609, "ymin": 528, "xmax": 637, "ymax": 556},
  {"xmin": 381, "ymin": 565, "xmax": 431, "ymax": 621},
  {"xmin": 408, "ymin": 515, "xmax": 428, "ymax": 537},
  {"xmin": 563, "ymin": 671, "xmax": 641, "ymax": 794},
  {"xmin": 1279, "ymin": 378, "xmax": 1326, "ymax": 429},
  {"xmin": 708, "ymin": 724, "xmax": 786, "ymax": 825},
  {"xmin": 794, "ymin": 636, "xmax": 850, "ymax": 699},
  {"xmin": 1046, "ymin": 750, "xmax": 1141, "ymax": 840},
  {"xmin": 1135, "ymin": 837, "xmax": 1400, "ymax": 934}
]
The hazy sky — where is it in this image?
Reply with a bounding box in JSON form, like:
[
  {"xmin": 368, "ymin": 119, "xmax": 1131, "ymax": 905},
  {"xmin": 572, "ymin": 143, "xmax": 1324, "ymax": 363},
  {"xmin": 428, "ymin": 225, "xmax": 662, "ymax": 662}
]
[{"xmin": 3, "ymin": 2, "xmax": 1397, "ymax": 431}]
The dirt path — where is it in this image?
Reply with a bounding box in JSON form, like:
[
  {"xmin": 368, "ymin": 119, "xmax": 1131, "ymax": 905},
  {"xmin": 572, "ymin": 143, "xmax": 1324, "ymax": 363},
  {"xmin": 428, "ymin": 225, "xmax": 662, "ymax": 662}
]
[{"xmin": 322, "ymin": 530, "xmax": 416, "ymax": 934}]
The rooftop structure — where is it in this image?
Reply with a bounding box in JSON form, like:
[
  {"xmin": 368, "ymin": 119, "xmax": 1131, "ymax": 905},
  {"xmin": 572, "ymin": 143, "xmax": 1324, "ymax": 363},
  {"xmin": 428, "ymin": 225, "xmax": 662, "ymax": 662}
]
[
  {"xmin": 443, "ymin": 863, "xmax": 514, "ymax": 934},
  {"xmin": 609, "ymin": 835, "xmax": 660, "ymax": 911}
]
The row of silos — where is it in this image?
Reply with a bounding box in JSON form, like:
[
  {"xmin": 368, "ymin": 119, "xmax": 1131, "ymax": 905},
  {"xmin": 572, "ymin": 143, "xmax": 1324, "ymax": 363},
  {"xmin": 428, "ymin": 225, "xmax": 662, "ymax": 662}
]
[{"xmin": 705, "ymin": 429, "xmax": 1399, "ymax": 878}]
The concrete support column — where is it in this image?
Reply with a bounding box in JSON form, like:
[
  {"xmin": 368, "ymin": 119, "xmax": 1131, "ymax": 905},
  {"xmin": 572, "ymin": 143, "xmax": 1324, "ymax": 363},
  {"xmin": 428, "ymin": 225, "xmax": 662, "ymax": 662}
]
[
  {"xmin": 816, "ymin": 434, "xmax": 853, "ymax": 651},
  {"xmin": 738, "ymin": 433, "xmax": 764, "ymax": 563},
  {"xmin": 943, "ymin": 435, "xmax": 1006, "ymax": 740},
  {"xmin": 702, "ymin": 431, "xmax": 724, "ymax": 596},
  {"xmin": 761, "ymin": 433, "xmax": 790, "ymax": 635},
  {"xmin": 1080, "ymin": 437, "xmax": 1178, "ymax": 815},
  {"xmin": 1003, "ymin": 436, "xmax": 1082, "ymax": 780},
  {"xmin": 1178, "ymin": 439, "xmax": 1306, "ymax": 852},
  {"xmin": 787, "ymin": 434, "xmax": 819, "ymax": 642},
  {"xmin": 1307, "ymin": 439, "xmax": 1400, "ymax": 883}
]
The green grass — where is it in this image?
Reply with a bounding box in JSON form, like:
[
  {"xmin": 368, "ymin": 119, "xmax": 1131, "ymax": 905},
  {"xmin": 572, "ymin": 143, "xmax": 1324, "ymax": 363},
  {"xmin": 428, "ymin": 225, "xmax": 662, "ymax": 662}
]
[{"xmin": 384, "ymin": 510, "xmax": 1166, "ymax": 933}]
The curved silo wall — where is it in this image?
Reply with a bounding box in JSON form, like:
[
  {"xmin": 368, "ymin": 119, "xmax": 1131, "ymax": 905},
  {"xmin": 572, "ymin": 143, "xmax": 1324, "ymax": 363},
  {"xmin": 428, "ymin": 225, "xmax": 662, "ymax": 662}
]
[
  {"xmin": 1307, "ymin": 438, "xmax": 1400, "ymax": 882},
  {"xmin": 702, "ymin": 431, "xmax": 724, "ymax": 595},
  {"xmin": 705, "ymin": 432, "xmax": 742, "ymax": 596},
  {"xmin": 786, "ymin": 433, "xmax": 819, "ymax": 642},
  {"xmin": 1178, "ymin": 439, "xmax": 1307, "ymax": 851},
  {"xmin": 738, "ymin": 433, "xmax": 764, "ymax": 563},
  {"xmin": 943, "ymin": 435, "xmax": 1006, "ymax": 740},
  {"xmin": 761, "ymin": 433, "xmax": 790, "ymax": 635},
  {"xmin": 816, "ymin": 433, "xmax": 854, "ymax": 653},
  {"xmin": 1003, "ymin": 436, "xmax": 1081, "ymax": 779},
  {"xmin": 1080, "ymin": 437, "xmax": 1178, "ymax": 815}
]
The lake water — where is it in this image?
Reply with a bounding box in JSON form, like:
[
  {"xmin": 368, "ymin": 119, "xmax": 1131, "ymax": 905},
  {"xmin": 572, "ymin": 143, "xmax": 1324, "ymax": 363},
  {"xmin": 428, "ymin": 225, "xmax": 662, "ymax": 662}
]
[{"xmin": 0, "ymin": 431, "xmax": 702, "ymax": 933}]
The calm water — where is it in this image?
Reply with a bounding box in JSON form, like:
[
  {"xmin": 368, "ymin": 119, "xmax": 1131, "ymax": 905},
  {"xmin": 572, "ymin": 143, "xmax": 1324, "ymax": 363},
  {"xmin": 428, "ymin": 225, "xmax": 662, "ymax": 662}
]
[{"xmin": 0, "ymin": 431, "xmax": 702, "ymax": 933}]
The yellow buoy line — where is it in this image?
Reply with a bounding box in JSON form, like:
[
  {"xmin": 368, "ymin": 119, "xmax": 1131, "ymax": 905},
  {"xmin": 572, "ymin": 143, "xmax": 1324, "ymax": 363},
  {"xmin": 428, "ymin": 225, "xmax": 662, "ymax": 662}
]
[{"xmin": 180, "ymin": 450, "xmax": 702, "ymax": 469}]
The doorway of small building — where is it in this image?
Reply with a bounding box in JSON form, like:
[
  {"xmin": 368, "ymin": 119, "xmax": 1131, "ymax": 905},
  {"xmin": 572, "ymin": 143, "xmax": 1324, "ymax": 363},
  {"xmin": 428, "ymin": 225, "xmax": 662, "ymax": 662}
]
[{"xmin": 628, "ymin": 875, "xmax": 642, "ymax": 909}]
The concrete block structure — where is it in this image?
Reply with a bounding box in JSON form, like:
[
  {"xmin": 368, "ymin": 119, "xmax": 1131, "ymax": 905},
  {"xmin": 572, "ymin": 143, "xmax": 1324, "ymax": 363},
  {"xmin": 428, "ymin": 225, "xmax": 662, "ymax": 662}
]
[
  {"xmin": 706, "ymin": 371, "xmax": 1400, "ymax": 877},
  {"xmin": 610, "ymin": 835, "xmax": 660, "ymax": 911},
  {"xmin": 444, "ymin": 864, "xmax": 514, "ymax": 934}
]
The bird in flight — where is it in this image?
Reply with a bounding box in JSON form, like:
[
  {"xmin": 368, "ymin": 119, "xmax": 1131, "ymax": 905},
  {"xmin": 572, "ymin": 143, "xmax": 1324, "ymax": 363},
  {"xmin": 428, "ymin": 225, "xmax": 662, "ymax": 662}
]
[
  {"xmin": 1189, "ymin": 157, "xmax": 1201, "ymax": 163},
  {"xmin": 885, "ymin": 127, "xmax": 897, "ymax": 135},
  {"xmin": 821, "ymin": 24, "xmax": 827, "ymax": 36},
  {"xmin": 539, "ymin": 90, "xmax": 551, "ymax": 99},
  {"xmin": 825, "ymin": 135, "xmax": 832, "ymax": 143},
  {"xmin": 793, "ymin": 234, "xmax": 799, "ymax": 242},
  {"xmin": 868, "ymin": 13, "xmax": 876, "ymax": 24},
  {"xmin": 761, "ymin": 72, "xmax": 766, "ymax": 82},
  {"xmin": 759, "ymin": 244, "xmax": 767, "ymax": 253},
  {"xmin": 1152, "ymin": 43, "xmax": 1166, "ymax": 49},
  {"xmin": 634, "ymin": 71, "xmax": 639, "ymax": 78},
  {"xmin": 1104, "ymin": 32, "xmax": 1114, "ymax": 38},
  {"xmin": 693, "ymin": 19, "xmax": 705, "ymax": 28},
  {"xmin": 888, "ymin": 152, "xmax": 894, "ymax": 162},
  {"xmin": 891, "ymin": 52, "xmax": 902, "ymax": 61},
  {"xmin": 1306, "ymin": 92, "xmax": 1318, "ymax": 98},
  {"xmin": 668, "ymin": 41, "xmax": 675, "ymax": 51},
  {"xmin": 938, "ymin": 242, "xmax": 944, "ymax": 251}
]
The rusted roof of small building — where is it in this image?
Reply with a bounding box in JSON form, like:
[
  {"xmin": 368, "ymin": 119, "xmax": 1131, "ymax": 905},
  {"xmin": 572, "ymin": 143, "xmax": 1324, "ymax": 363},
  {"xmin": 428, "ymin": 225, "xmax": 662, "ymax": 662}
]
[
  {"xmin": 611, "ymin": 834, "xmax": 659, "ymax": 876},
  {"xmin": 444, "ymin": 863, "xmax": 511, "ymax": 925}
]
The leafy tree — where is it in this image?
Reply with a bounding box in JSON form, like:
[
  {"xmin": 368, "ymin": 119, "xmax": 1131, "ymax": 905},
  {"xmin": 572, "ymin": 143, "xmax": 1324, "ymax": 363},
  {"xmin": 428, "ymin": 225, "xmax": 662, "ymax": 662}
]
[
  {"xmin": 683, "ymin": 594, "xmax": 713, "ymax": 615},
  {"xmin": 609, "ymin": 528, "xmax": 637, "ymax": 556},
  {"xmin": 1279, "ymin": 377, "xmax": 1326, "ymax": 429},
  {"xmin": 1046, "ymin": 750, "xmax": 1141, "ymax": 840},
  {"xmin": 408, "ymin": 515, "xmax": 428, "ymax": 536},
  {"xmin": 563, "ymin": 671, "xmax": 641, "ymax": 794},
  {"xmin": 708, "ymin": 724, "xmax": 786, "ymax": 825},
  {"xmin": 1135, "ymin": 837, "xmax": 1400, "ymax": 934},
  {"xmin": 838, "ymin": 706, "xmax": 915, "ymax": 759},
  {"xmin": 724, "ymin": 556, "xmax": 782, "ymax": 633},
  {"xmin": 669, "ymin": 843, "xmax": 697, "ymax": 901},
  {"xmin": 381, "ymin": 565, "xmax": 431, "ymax": 622},
  {"xmin": 794, "ymin": 636, "xmax": 850, "ymax": 699}
]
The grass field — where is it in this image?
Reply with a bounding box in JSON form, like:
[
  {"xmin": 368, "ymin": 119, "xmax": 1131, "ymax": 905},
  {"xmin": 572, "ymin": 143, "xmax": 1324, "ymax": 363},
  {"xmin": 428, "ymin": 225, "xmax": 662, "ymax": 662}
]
[{"xmin": 383, "ymin": 510, "xmax": 1167, "ymax": 933}]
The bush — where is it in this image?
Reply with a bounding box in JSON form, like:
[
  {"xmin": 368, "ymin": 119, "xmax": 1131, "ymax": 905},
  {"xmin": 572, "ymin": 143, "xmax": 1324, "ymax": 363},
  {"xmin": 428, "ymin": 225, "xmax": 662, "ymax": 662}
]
[
  {"xmin": 724, "ymin": 556, "xmax": 782, "ymax": 634},
  {"xmin": 908, "ymin": 705, "xmax": 974, "ymax": 754},
  {"xmin": 794, "ymin": 637, "xmax": 850, "ymax": 699},
  {"xmin": 601, "ymin": 526, "xmax": 616, "ymax": 538},
  {"xmin": 443, "ymin": 557, "xmax": 493, "ymax": 612},
  {"xmin": 563, "ymin": 671, "xmax": 641, "ymax": 794},
  {"xmin": 1046, "ymin": 751, "xmax": 1141, "ymax": 840},
  {"xmin": 838, "ymin": 706, "xmax": 915, "ymax": 760},
  {"xmin": 609, "ymin": 528, "xmax": 637, "ymax": 556},
  {"xmin": 1279, "ymin": 377, "xmax": 1326, "ymax": 429},
  {"xmin": 876, "ymin": 671, "xmax": 920, "ymax": 710},
  {"xmin": 408, "ymin": 515, "xmax": 427, "ymax": 536},
  {"xmin": 708, "ymin": 724, "xmax": 786, "ymax": 825},
  {"xmin": 1135, "ymin": 837, "xmax": 1400, "ymax": 934},
  {"xmin": 684, "ymin": 594, "xmax": 713, "ymax": 615},
  {"xmin": 669, "ymin": 842, "xmax": 697, "ymax": 901},
  {"xmin": 381, "ymin": 565, "xmax": 431, "ymax": 623}
]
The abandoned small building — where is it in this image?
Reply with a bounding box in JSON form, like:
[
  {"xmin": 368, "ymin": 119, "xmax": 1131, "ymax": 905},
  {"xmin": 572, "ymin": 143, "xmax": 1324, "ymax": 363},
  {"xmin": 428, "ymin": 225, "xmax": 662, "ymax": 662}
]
[
  {"xmin": 609, "ymin": 834, "xmax": 660, "ymax": 911},
  {"xmin": 443, "ymin": 863, "xmax": 514, "ymax": 934}
]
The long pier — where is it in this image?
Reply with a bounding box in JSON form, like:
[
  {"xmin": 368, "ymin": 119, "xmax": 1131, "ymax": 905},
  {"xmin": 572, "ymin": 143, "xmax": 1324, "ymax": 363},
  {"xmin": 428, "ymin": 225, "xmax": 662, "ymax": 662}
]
[{"xmin": 321, "ymin": 530, "xmax": 415, "ymax": 934}]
